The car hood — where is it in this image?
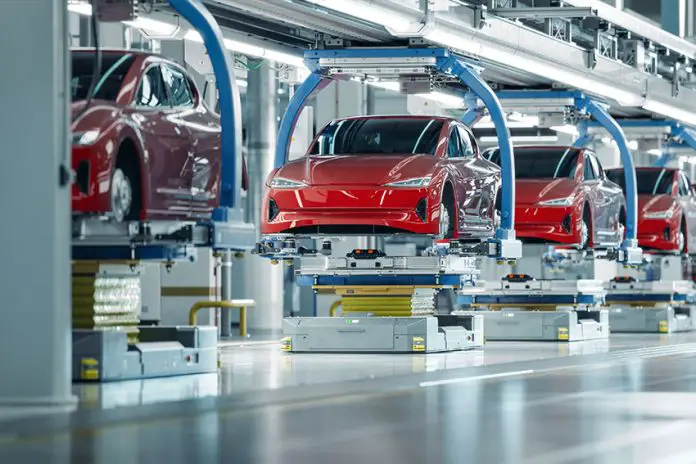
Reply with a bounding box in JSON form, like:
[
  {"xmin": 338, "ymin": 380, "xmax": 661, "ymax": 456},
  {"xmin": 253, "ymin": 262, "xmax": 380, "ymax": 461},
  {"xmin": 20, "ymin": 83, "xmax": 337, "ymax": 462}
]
[
  {"xmin": 71, "ymin": 100, "xmax": 120, "ymax": 129},
  {"xmin": 273, "ymin": 154, "xmax": 439, "ymax": 186},
  {"xmin": 515, "ymin": 178, "xmax": 578, "ymax": 204},
  {"xmin": 639, "ymin": 194, "xmax": 675, "ymax": 215}
]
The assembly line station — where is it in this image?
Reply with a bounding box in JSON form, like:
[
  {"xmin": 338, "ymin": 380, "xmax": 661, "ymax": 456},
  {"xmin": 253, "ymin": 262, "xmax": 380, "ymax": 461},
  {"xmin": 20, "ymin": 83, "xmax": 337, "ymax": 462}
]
[{"xmin": 5, "ymin": 0, "xmax": 696, "ymax": 461}]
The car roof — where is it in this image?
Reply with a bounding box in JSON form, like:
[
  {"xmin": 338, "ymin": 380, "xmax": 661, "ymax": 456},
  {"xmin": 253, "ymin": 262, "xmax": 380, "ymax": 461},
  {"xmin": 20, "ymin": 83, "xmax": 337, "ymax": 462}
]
[
  {"xmin": 332, "ymin": 115, "xmax": 452, "ymax": 122},
  {"xmin": 71, "ymin": 47, "xmax": 157, "ymax": 58},
  {"xmin": 605, "ymin": 166, "xmax": 677, "ymax": 173}
]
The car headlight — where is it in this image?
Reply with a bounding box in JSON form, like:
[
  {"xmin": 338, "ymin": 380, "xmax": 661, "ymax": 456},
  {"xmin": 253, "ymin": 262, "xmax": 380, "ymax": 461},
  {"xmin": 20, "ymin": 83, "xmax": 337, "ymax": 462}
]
[
  {"xmin": 644, "ymin": 209, "xmax": 674, "ymax": 219},
  {"xmin": 72, "ymin": 130, "xmax": 100, "ymax": 146},
  {"xmin": 385, "ymin": 177, "xmax": 432, "ymax": 187},
  {"xmin": 270, "ymin": 177, "xmax": 307, "ymax": 189},
  {"xmin": 538, "ymin": 195, "xmax": 575, "ymax": 206}
]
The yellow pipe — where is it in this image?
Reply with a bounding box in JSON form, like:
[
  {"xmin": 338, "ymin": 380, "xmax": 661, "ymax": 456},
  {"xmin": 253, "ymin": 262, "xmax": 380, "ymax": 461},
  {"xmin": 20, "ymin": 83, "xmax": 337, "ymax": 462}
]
[
  {"xmin": 329, "ymin": 300, "xmax": 343, "ymax": 317},
  {"xmin": 189, "ymin": 299, "xmax": 256, "ymax": 337}
]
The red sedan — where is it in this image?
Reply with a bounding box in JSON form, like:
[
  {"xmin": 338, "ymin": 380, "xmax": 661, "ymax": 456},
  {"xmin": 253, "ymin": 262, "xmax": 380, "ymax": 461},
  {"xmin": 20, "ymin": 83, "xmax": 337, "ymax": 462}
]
[
  {"xmin": 261, "ymin": 115, "xmax": 501, "ymax": 239},
  {"xmin": 605, "ymin": 167, "xmax": 696, "ymax": 254},
  {"xmin": 71, "ymin": 48, "xmax": 236, "ymax": 222},
  {"xmin": 485, "ymin": 146, "xmax": 625, "ymax": 248}
]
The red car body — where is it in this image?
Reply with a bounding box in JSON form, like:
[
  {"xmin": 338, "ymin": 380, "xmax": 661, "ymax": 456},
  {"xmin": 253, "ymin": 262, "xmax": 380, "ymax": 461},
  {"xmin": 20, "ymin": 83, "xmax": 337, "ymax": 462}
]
[
  {"xmin": 71, "ymin": 48, "xmax": 235, "ymax": 222},
  {"xmin": 486, "ymin": 146, "xmax": 625, "ymax": 248},
  {"xmin": 606, "ymin": 167, "xmax": 696, "ymax": 254},
  {"xmin": 261, "ymin": 115, "xmax": 501, "ymax": 239}
]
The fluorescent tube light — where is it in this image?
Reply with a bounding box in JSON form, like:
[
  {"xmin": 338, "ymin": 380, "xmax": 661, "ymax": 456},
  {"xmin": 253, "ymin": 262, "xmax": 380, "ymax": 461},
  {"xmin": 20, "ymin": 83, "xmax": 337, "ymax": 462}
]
[{"xmin": 646, "ymin": 149, "xmax": 663, "ymax": 156}]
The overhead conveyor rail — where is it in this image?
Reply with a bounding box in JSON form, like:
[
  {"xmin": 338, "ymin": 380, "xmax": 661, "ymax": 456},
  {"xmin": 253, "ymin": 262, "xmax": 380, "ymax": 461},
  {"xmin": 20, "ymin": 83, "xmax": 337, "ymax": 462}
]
[
  {"xmin": 266, "ymin": 46, "xmax": 522, "ymax": 261},
  {"xmin": 71, "ymin": 0, "xmax": 256, "ymax": 262},
  {"xmin": 584, "ymin": 119, "xmax": 696, "ymax": 167}
]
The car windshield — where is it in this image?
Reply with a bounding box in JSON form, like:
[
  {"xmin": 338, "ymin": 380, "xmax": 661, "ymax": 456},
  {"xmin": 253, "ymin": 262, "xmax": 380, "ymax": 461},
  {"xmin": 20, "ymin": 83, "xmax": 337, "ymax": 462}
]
[
  {"xmin": 71, "ymin": 52, "xmax": 135, "ymax": 102},
  {"xmin": 309, "ymin": 118, "xmax": 445, "ymax": 155},
  {"xmin": 485, "ymin": 147, "xmax": 580, "ymax": 179},
  {"xmin": 606, "ymin": 169, "xmax": 674, "ymax": 195}
]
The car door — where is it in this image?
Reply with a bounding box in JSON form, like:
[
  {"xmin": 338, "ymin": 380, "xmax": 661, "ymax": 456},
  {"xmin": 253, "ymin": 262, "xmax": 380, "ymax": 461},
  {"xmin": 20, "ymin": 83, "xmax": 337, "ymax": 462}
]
[
  {"xmin": 581, "ymin": 152, "xmax": 601, "ymax": 239},
  {"xmin": 592, "ymin": 155, "xmax": 624, "ymax": 244},
  {"xmin": 130, "ymin": 62, "xmax": 193, "ymax": 218},
  {"xmin": 457, "ymin": 125, "xmax": 498, "ymax": 233},
  {"xmin": 677, "ymin": 172, "xmax": 696, "ymax": 251},
  {"xmin": 161, "ymin": 63, "xmax": 220, "ymax": 218},
  {"xmin": 443, "ymin": 124, "xmax": 469, "ymax": 234}
]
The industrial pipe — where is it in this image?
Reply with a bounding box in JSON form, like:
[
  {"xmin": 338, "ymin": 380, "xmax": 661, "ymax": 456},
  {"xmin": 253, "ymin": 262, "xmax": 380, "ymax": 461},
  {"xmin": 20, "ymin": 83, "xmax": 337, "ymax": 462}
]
[{"xmin": 189, "ymin": 299, "xmax": 256, "ymax": 337}]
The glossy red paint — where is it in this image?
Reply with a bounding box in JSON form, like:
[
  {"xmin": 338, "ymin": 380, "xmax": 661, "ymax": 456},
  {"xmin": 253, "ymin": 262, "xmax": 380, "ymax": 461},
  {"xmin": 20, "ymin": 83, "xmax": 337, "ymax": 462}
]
[
  {"xmin": 487, "ymin": 146, "xmax": 626, "ymax": 248},
  {"xmin": 606, "ymin": 167, "xmax": 696, "ymax": 254},
  {"xmin": 261, "ymin": 115, "xmax": 501, "ymax": 238},
  {"xmin": 70, "ymin": 48, "xmax": 227, "ymax": 221}
]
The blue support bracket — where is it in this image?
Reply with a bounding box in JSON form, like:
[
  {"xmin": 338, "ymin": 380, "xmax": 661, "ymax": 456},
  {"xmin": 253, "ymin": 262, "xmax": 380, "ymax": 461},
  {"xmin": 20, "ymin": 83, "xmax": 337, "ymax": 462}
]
[
  {"xmin": 271, "ymin": 47, "xmax": 522, "ymax": 260},
  {"xmin": 460, "ymin": 92, "xmax": 485, "ymax": 126},
  {"xmin": 168, "ymin": 0, "xmax": 242, "ymax": 212}
]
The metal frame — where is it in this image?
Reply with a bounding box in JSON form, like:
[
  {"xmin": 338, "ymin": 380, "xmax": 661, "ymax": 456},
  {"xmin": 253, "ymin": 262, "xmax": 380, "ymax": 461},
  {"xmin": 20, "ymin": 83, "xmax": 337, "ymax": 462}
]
[
  {"xmin": 273, "ymin": 47, "xmax": 520, "ymax": 258},
  {"xmin": 585, "ymin": 119, "xmax": 696, "ymax": 167},
  {"xmin": 493, "ymin": 90, "xmax": 643, "ymax": 264}
]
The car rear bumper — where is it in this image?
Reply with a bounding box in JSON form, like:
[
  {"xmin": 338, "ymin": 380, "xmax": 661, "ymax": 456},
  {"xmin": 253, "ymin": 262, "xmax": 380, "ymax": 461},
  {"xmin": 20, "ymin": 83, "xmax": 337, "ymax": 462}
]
[{"xmin": 514, "ymin": 205, "xmax": 580, "ymax": 245}]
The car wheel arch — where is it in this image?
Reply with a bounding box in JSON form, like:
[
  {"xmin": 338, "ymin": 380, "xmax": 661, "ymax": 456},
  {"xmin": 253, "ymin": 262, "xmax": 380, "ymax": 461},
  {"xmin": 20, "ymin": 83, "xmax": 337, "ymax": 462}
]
[
  {"xmin": 113, "ymin": 136, "xmax": 147, "ymax": 215},
  {"xmin": 440, "ymin": 180, "xmax": 457, "ymax": 235}
]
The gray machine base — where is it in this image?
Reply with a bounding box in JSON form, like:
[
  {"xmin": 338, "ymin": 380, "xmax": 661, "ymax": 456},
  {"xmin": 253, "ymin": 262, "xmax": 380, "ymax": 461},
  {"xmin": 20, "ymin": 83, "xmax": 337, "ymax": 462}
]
[
  {"xmin": 282, "ymin": 315, "xmax": 484, "ymax": 353},
  {"xmin": 456, "ymin": 309, "xmax": 609, "ymax": 342},
  {"xmin": 72, "ymin": 326, "xmax": 218, "ymax": 382},
  {"xmin": 609, "ymin": 306, "xmax": 696, "ymax": 333}
]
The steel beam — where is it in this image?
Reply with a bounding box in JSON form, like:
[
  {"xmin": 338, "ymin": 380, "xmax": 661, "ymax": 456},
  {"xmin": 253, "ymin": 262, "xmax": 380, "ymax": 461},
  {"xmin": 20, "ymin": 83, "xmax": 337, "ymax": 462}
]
[{"xmin": 491, "ymin": 7, "xmax": 597, "ymax": 18}]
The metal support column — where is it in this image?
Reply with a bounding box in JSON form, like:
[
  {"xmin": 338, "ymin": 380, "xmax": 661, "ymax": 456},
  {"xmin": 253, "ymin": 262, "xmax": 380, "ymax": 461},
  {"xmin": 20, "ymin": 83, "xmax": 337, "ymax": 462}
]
[
  {"xmin": 0, "ymin": 0, "xmax": 75, "ymax": 408},
  {"xmin": 220, "ymin": 250, "xmax": 234, "ymax": 337},
  {"xmin": 245, "ymin": 63, "xmax": 285, "ymax": 333}
]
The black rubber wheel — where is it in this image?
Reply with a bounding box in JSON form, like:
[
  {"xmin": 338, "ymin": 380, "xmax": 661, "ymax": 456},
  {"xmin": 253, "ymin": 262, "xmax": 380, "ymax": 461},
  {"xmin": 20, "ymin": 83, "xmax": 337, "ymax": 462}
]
[{"xmin": 442, "ymin": 193, "xmax": 456, "ymax": 239}]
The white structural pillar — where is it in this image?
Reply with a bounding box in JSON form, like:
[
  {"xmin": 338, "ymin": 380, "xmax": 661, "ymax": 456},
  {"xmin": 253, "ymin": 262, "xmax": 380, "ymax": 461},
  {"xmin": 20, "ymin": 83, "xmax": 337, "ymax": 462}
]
[
  {"xmin": 242, "ymin": 63, "xmax": 285, "ymax": 333},
  {"xmin": 0, "ymin": 0, "xmax": 74, "ymax": 408}
]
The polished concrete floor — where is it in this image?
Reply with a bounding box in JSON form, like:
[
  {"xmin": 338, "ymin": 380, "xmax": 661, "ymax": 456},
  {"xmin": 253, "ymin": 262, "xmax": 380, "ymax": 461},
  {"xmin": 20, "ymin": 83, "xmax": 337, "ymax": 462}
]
[
  {"xmin": 74, "ymin": 332, "xmax": 696, "ymax": 409},
  {"xmin": 3, "ymin": 334, "xmax": 696, "ymax": 462}
]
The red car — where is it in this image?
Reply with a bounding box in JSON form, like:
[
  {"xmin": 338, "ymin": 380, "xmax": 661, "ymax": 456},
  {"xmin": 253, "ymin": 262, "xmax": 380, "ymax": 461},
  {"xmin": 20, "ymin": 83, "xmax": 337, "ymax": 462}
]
[
  {"xmin": 261, "ymin": 115, "xmax": 501, "ymax": 239},
  {"xmin": 71, "ymin": 48, "xmax": 230, "ymax": 222},
  {"xmin": 606, "ymin": 167, "xmax": 696, "ymax": 254},
  {"xmin": 485, "ymin": 146, "xmax": 625, "ymax": 248}
]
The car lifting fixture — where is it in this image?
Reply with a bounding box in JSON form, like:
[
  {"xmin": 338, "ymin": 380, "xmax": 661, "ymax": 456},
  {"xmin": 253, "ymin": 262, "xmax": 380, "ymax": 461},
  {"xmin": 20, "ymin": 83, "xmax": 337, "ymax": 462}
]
[
  {"xmin": 273, "ymin": 47, "xmax": 524, "ymax": 353},
  {"xmin": 456, "ymin": 272, "xmax": 610, "ymax": 342},
  {"xmin": 268, "ymin": 47, "xmax": 523, "ymax": 262},
  {"xmin": 486, "ymin": 90, "xmax": 644, "ymax": 265},
  {"xmin": 605, "ymin": 268, "xmax": 696, "ymax": 334}
]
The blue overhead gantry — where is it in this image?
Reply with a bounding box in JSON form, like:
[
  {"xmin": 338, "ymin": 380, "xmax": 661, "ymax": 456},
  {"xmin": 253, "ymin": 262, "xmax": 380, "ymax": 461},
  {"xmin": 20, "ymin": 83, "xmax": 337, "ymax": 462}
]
[
  {"xmin": 264, "ymin": 47, "xmax": 522, "ymax": 262},
  {"xmin": 488, "ymin": 90, "xmax": 643, "ymax": 265},
  {"xmin": 582, "ymin": 119, "xmax": 696, "ymax": 168},
  {"xmin": 72, "ymin": 0, "xmax": 255, "ymax": 262}
]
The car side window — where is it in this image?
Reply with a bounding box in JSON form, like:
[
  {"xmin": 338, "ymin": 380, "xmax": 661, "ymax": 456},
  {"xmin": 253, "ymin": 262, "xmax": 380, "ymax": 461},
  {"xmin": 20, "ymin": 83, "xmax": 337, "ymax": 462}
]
[
  {"xmin": 456, "ymin": 126, "xmax": 477, "ymax": 158},
  {"xmin": 136, "ymin": 65, "xmax": 170, "ymax": 108},
  {"xmin": 161, "ymin": 65, "xmax": 194, "ymax": 107},
  {"xmin": 583, "ymin": 155, "xmax": 596, "ymax": 181},
  {"xmin": 679, "ymin": 173, "xmax": 692, "ymax": 196},
  {"xmin": 447, "ymin": 128, "xmax": 462, "ymax": 158}
]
